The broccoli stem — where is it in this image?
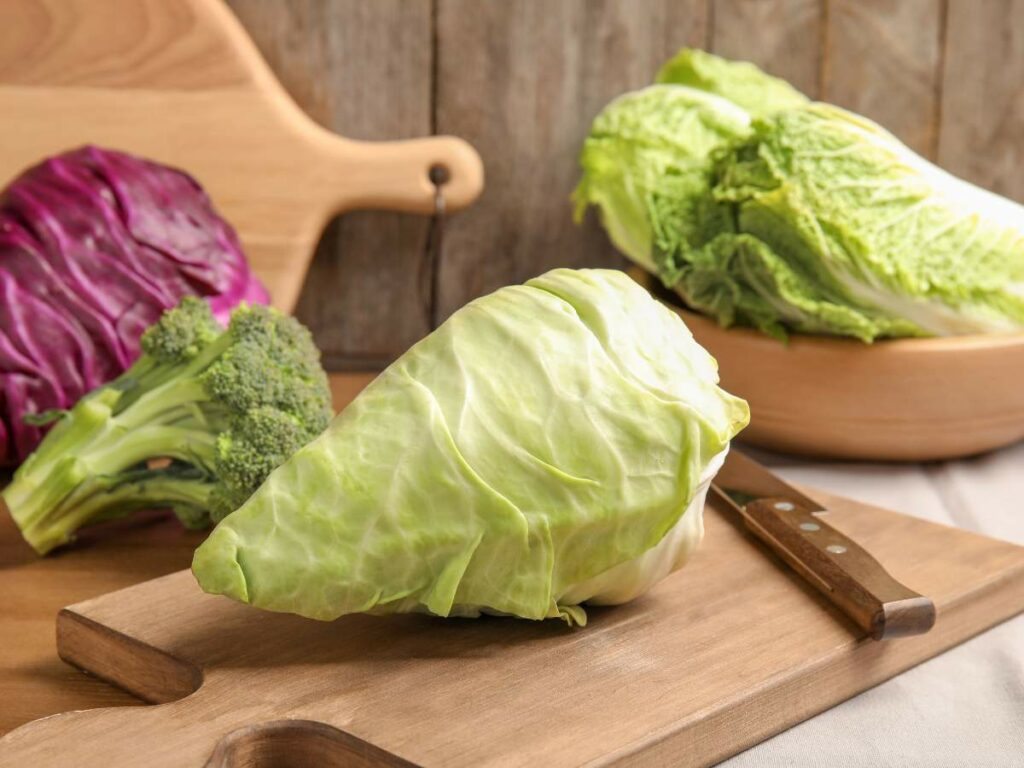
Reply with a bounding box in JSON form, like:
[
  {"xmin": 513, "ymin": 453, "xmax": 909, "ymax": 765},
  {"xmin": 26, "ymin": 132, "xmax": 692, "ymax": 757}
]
[
  {"xmin": 14, "ymin": 388, "xmax": 121, "ymax": 479},
  {"xmin": 86, "ymin": 426, "xmax": 219, "ymax": 474},
  {"xmin": 12, "ymin": 466, "xmax": 216, "ymax": 554},
  {"xmin": 108, "ymin": 331, "xmax": 232, "ymax": 414},
  {"xmin": 4, "ymin": 374, "xmax": 223, "ymax": 554}
]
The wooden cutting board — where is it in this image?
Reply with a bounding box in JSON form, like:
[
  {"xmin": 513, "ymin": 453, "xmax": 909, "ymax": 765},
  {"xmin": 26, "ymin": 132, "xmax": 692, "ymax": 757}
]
[
  {"xmin": 2, "ymin": 489, "xmax": 1022, "ymax": 767},
  {"xmin": 0, "ymin": 0, "xmax": 484, "ymax": 312}
]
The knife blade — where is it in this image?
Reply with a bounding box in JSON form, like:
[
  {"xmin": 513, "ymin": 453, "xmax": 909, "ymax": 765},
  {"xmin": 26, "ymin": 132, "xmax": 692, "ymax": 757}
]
[{"xmin": 711, "ymin": 450, "xmax": 936, "ymax": 640}]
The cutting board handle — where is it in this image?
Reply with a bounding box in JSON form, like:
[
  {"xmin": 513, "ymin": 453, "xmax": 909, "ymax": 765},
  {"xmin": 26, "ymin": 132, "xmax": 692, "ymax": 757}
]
[
  {"xmin": 310, "ymin": 131, "xmax": 484, "ymax": 217},
  {"xmin": 0, "ymin": 605, "xmax": 414, "ymax": 766}
]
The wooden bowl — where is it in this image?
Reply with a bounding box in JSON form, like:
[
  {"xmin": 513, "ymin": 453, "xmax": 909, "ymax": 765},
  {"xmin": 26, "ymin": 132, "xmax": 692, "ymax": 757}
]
[{"xmin": 630, "ymin": 270, "xmax": 1024, "ymax": 461}]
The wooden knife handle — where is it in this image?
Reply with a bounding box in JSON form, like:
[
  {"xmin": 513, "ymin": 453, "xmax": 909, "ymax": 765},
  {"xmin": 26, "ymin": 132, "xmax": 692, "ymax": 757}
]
[{"xmin": 742, "ymin": 497, "xmax": 936, "ymax": 640}]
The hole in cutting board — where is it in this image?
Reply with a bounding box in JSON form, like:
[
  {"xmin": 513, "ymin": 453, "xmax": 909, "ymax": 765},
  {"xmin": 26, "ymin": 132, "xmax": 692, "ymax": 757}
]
[
  {"xmin": 204, "ymin": 719, "xmax": 414, "ymax": 768},
  {"xmin": 427, "ymin": 164, "xmax": 450, "ymax": 186}
]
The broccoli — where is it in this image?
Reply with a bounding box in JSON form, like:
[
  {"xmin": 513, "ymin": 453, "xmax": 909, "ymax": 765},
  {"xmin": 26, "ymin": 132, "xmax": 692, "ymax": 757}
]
[{"xmin": 2, "ymin": 297, "xmax": 332, "ymax": 554}]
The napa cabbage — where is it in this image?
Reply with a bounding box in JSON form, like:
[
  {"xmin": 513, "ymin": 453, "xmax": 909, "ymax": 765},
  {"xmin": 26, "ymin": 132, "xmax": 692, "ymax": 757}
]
[{"xmin": 576, "ymin": 49, "xmax": 1024, "ymax": 340}]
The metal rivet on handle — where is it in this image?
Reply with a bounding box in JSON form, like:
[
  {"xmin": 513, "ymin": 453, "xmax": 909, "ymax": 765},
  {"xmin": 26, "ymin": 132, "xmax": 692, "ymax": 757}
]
[
  {"xmin": 799, "ymin": 522, "xmax": 820, "ymax": 531},
  {"xmin": 774, "ymin": 501, "xmax": 795, "ymax": 511},
  {"xmin": 827, "ymin": 544, "xmax": 847, "ymax": 554}
]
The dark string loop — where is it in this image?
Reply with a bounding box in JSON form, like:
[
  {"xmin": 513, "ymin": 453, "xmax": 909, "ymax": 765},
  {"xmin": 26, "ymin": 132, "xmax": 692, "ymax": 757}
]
[{"xmin": 424, "ymin": 165, "xmax": 448, "ymax": 328}]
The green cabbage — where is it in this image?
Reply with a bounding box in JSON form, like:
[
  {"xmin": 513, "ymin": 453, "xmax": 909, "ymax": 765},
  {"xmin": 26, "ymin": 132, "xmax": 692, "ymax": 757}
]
[
  {"xmin": 193, "ymin": 269, "xmax": 749, "ymax": 626},
  {"xmin": 576, "ymin": 49, "xmax": 1024, "ymax": 341}
]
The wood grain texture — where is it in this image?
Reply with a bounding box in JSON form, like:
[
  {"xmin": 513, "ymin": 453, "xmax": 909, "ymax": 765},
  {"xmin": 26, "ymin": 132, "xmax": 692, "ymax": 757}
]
[
  {"xmin": 0, "ymin": 374, "xmax": 374, "ymax": 737},
  {"xmin": 227, "ymin": 0, "xmax": 438, "ymax": 369},
  {"xmin": 3, "ymin": 488, "xmax": 1023, "ymax": 767},
  {"xmin": 0, "ymin": 0, "xmax": 482, "ymax": 322},
  {"xmin": 823, "ymin": 0, "xmax": 944, "ymax": 157},
  {"xmin": 710, "ymin": 0, "xmax": 824, "ymax": 96},
  {"xmin": 433, "ymin": 0, "xmax": 708, "ymax": 322},
  {"xmin": 938, "ymin": 0, "xmax": 1024, "ymax": 202},
  {"xmin": 0, "ymin": 0, "xmax": 251, "ymax": 89}
]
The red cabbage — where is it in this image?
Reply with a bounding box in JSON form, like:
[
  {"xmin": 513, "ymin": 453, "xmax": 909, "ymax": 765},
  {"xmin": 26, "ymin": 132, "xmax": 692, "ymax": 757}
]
[{"xmin": 0, "ymin": 146, "xmax": 269, "ymax": 466}]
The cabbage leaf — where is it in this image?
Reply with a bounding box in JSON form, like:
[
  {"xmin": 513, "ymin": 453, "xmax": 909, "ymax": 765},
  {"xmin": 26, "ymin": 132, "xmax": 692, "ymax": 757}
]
[
  {"xmin": 699, "ymin": 105, "xmax": 1024, "ymax": 338},
  {"xmin": 655, "ymin": 48, "xmax": 809, "ymax": 118},
  {"xmin": 573, "ymin": 85, "xmax": 751, "ymax": 273}
]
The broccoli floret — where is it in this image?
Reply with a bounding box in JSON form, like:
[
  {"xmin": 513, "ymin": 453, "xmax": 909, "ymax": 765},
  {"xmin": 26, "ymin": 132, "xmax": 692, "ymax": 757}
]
[{"xmin": 2, "ymin": 297, "xmax": 332, "ymax": 554}]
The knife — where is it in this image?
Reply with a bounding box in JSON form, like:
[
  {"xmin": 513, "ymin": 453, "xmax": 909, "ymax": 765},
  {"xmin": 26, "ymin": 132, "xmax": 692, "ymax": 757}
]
[{"xmin": 711, "ymin": 450, "xmax": 936, "ymax": 640}]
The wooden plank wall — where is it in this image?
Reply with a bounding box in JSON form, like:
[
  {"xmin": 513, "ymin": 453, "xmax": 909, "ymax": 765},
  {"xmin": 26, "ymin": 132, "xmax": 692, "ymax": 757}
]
[{"xmin": 227, "ymin": 0, "xmax": 1024, "ymax": 370}]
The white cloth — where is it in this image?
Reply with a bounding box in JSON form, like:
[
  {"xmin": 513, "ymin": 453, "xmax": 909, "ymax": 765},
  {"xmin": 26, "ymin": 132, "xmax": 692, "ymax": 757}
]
[{"xmin": 720, "ymin": 442, "xmax": 1024, "ymax": 767}]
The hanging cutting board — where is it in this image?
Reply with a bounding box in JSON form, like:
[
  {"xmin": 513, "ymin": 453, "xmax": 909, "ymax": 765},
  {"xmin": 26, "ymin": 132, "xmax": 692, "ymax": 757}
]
[
  {"xmin": 0, "ymin": 0, "xmax": 484, "ymax": 312},
  {"xmin": 2, "ymin": 490, "xmax": 1022, "ymax": 767}
]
